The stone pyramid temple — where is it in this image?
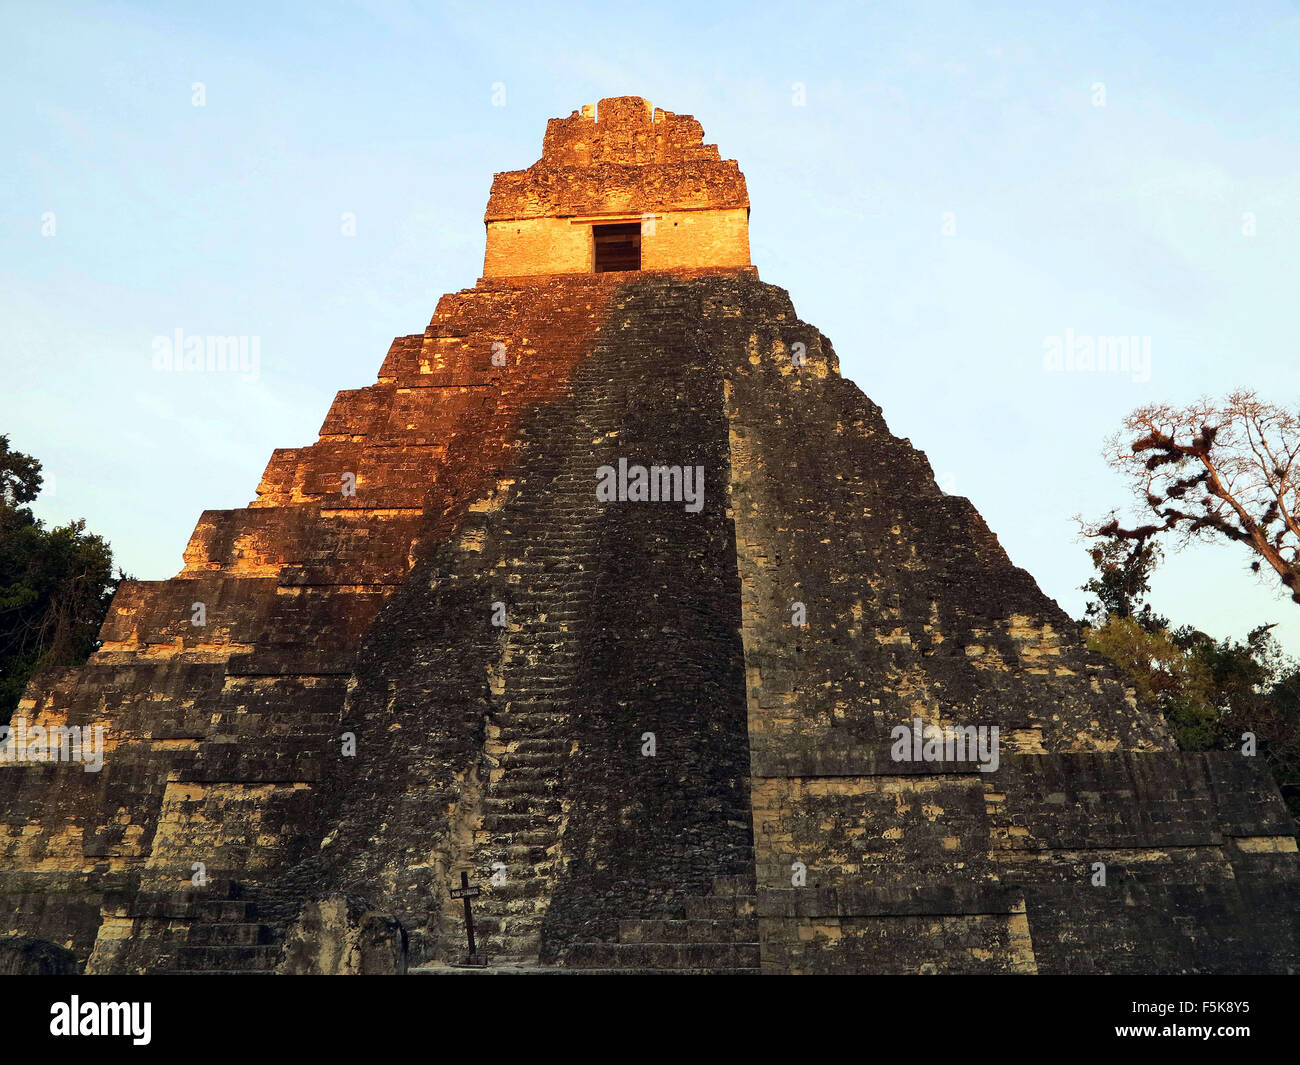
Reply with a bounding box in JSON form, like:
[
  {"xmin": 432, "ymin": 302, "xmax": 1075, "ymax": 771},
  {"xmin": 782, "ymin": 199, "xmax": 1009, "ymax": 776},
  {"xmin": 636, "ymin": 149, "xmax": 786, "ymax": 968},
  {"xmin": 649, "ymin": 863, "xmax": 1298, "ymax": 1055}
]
[{"xmin": 2, "ymin": 97, "xmax": 1297, "ymax": 975}]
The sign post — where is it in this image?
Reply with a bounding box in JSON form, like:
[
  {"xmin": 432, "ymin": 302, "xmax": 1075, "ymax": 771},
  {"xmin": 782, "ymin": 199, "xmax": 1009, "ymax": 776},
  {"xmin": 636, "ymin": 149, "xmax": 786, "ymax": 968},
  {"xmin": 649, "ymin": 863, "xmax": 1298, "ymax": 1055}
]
[{"xmin": 449, "ymin": 871, "xmax": 486, "ymax": 967}]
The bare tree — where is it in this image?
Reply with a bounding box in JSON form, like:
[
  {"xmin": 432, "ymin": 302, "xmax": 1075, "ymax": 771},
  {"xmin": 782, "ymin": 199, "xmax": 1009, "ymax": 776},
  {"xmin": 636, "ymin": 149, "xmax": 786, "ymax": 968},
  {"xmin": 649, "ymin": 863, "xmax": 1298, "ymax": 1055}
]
[{"xmin": 1085, "ymin": 391, "xmax": 1300, "ymax": 605}]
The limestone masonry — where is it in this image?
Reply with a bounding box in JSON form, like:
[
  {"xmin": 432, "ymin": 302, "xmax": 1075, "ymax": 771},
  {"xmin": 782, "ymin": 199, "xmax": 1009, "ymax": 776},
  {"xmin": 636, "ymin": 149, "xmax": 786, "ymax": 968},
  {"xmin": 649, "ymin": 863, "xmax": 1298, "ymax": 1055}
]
[{"xmin": 1, "ymin": 97, "xmax": 1296, "ymax": 974}]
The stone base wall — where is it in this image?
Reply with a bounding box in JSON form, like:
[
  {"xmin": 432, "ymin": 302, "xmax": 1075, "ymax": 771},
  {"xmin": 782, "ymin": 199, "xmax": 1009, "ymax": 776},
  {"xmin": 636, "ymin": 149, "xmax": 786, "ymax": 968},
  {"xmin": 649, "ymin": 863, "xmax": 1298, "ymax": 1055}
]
[{"xmin": 1, "ymin": 271, "xmax": 1295, "ymax": 974}]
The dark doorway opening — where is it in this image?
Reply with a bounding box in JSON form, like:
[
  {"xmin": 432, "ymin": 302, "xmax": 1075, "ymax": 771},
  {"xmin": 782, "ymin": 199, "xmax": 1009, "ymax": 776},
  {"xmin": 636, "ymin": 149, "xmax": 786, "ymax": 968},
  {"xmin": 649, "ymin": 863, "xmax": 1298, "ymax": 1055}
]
[{"xmin": 593, "ymin": 223, "xmax": 641, "ymax": 272}]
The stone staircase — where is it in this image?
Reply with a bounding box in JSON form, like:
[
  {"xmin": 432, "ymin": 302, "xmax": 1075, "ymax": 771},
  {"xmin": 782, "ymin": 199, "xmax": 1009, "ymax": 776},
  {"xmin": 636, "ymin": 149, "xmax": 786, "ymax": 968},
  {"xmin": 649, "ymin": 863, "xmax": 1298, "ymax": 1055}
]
[
  {"xmin": 470, "ymin": 277, "xmax": 759, "ymax": 971},
  {"xmin": 468, "ymin": 291, "xmax": 622, "ymax": 961},
  {"xmin": 561, "ymin": 875, "xmax": 760, "ymax": 973},
  {"xmin": 127, "ymin": 880, "xmax": 282, "ymax": 974}
]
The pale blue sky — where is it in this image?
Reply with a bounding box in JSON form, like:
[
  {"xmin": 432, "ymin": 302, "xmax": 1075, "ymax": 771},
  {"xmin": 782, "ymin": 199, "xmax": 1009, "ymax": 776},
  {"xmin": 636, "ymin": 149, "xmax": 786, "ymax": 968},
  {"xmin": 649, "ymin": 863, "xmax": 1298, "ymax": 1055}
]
[{"xmin": 3, "ymin": 1, "xmax": 1298, "ymax": 652}]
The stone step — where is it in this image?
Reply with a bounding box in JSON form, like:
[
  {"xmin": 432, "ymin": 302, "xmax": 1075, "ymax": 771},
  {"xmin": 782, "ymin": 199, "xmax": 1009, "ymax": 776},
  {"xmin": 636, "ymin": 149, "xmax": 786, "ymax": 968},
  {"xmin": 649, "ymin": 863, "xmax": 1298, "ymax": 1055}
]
[
  {"xmin": 483, "ymin": 796, "xmax": 563, "ymax": 815},
  {"xmin": 711, "ymin": 874, "xmax": 757, "ymax": 896},
  {"xmin": 502, "ymin": 738, "xmax": 571, "ymax": 753},
  {"xmin": 175, "ymin": 944, "xmax": 283, "ymax": 970},
  {"xmin": 481, "ymin": 813, "xmax": 562, "ymax": 831},
  {"xmin": 509, "ymin": 681, "xmax": 578, "ymax": 693},
  {"xmin": 468, "ymin": 863, "xmax": 558, "ymax": 882},
  {"xmin": 489, "ymin": 757, "xmax": 566, "ymax": 770},
  {"xmin": 564, "ymin": 942, "xmax": 760, "ymax": 970},
  {"xmin": 684, "ymin": 896, "xmax": 757, "ymax": 920},
  {"xmin": 494, "ymin": 843, "xmax": 552, "ymax": 862},
  {"xmin": 618, "ymin": 918, "xmax": 756, "ymax": 944},
  {"xmin": 117, "ymin": 884, "xmax": 254, "ymax": 920},
  {"xmin": 506, "ymin": 830, "xmax": 560, "ymax": 846},
  {"xmin": 127, "ymin": 878, "xmax": 245, "ymax": 906},
  {"xmin": 493, "ymin": 704, "xmax": 570, "ymax": 718},
  {"xmin": 417, "ymin": 966, "xmax": 761, "ymax": 976},
  {"xmin": 194, "ymin": 900, "xmax": 259, "ymax": 923},
  {"xmin": 186, "ymin": 922, "xmax": 275, "ymax": 947},
  {"xmin": 493, "ymin": 731, "xmax": 570, "ymax": 747},
  {"xmin": 487, "ymin": 781, "xmax": 562, "ymax": 800},
  {"xmin": 489, "ymin": 753, "xmax": 567, "ymax": 769},
  {"xmin": 475, "ymin": 879, "xmax": 549, "ymax": 901},
  {"xmin": 491, "ymin": 723, "xmax": 569, "ymax": 738},
  {"xmin": 494, "ymin": 715, "xmax": 571, "ymax": 729},
  {"xmin": 486, "ymin": 759, "xmax": 561, "ymax": 775}
]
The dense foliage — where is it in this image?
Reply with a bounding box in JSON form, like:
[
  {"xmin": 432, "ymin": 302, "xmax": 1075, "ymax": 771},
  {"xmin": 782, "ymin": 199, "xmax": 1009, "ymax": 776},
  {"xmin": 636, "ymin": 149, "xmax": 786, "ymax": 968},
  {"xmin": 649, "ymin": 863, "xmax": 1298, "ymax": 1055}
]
[
  {"xmin": 0, "ymin": 436, "xmax": 120, "ymax": 724},
  {"xmin": 1080, "ymin": 535, "xmax": 1300, "ymax": 825}
]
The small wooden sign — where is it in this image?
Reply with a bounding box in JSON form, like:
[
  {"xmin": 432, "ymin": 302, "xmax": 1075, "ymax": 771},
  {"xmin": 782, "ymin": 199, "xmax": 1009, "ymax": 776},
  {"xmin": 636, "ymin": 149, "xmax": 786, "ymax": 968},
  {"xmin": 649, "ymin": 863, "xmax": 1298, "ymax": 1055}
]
[{"xmin": 449, "ymin": 871, "xmax": 484, "ymax": 965}]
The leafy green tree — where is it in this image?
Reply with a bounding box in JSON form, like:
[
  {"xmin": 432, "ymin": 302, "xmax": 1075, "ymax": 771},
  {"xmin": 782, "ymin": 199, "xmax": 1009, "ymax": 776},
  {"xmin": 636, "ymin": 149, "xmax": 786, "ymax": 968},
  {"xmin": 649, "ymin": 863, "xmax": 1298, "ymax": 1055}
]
[
  {"xmin": 1080, "ymin": 536, "xmax": 1168, "ymax": 632},
  {"xmin": 1264, "ymin": 670, "xmax": 1300, "ymax": 820},
  {"xmin": 1079, "ymin": 536, "xmax": 1300, "ymax": 826},
  {"xmin": 0, "ymin": 436, "xmax": 121, "ymax": 723},
  {"xmin": 0, "ymin": 435, "xmax": 43, "ymax": 509}
]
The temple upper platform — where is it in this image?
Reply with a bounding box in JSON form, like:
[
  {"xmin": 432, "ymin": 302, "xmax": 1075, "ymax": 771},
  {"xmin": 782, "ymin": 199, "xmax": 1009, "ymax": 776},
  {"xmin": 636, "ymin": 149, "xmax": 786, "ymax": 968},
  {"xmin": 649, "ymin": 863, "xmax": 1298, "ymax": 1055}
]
[{"xmin": 483, "ymin": 97, "xmax": 751, "ymax": 277}]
